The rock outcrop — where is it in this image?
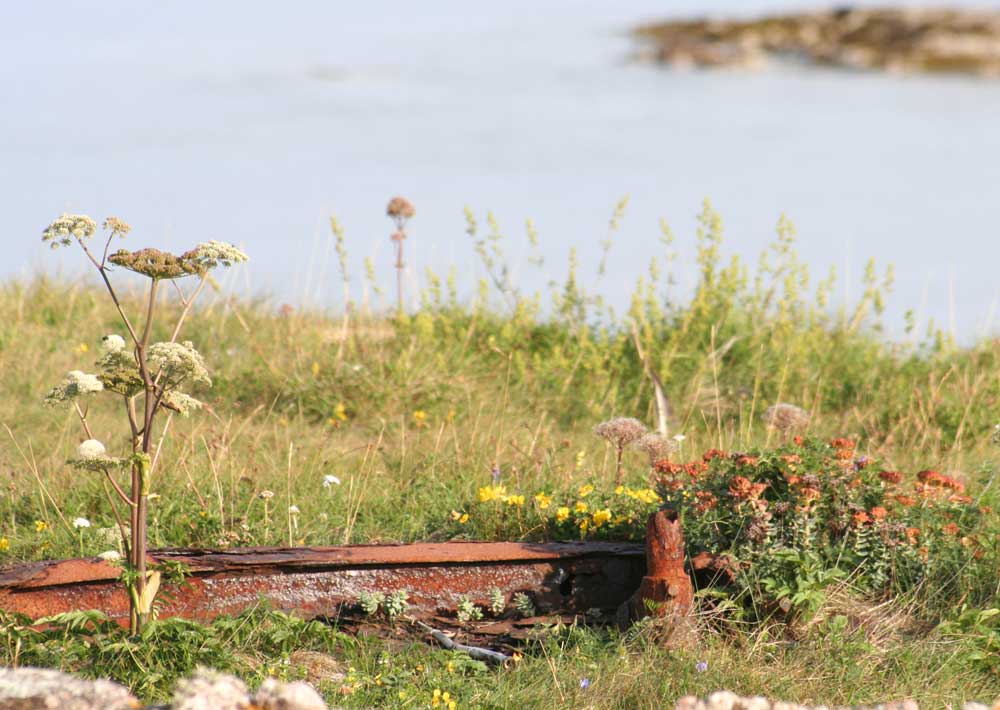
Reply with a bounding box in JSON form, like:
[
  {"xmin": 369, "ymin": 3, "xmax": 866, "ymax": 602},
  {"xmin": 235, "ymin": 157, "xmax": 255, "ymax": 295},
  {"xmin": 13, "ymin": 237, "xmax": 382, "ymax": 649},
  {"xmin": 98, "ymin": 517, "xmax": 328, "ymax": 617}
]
[{"xmin": 635, "ymin": 7, "xmax": 1000, "ymax": 76}]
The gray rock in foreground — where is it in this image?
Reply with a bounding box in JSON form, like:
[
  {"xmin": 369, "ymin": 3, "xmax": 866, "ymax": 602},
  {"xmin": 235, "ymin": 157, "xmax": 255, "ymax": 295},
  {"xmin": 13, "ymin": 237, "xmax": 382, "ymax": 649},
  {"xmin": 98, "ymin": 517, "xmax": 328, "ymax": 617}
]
[
  {"xmin": 0, "ymin": 667, "xmax": 136, "ymax": 710},
  {"xmin": 0, "ymin": 667, "xmax": 330, "ymax": 710}
]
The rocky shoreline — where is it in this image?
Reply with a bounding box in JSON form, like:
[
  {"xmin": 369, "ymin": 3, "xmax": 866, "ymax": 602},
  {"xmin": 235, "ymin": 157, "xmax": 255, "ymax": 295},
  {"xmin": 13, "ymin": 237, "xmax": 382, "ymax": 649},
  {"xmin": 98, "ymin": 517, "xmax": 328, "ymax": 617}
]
[{"xmin": 634, "ymin": 7, "xmax": 1000, "ymax": 76}]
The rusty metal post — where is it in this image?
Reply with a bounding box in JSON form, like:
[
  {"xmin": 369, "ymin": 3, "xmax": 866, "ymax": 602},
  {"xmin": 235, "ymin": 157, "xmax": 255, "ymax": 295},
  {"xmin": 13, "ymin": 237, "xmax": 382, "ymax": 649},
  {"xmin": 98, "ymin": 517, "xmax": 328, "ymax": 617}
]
[{"xmin": 618, "ymin": 509, "xmax": 694, "ymax": 630}]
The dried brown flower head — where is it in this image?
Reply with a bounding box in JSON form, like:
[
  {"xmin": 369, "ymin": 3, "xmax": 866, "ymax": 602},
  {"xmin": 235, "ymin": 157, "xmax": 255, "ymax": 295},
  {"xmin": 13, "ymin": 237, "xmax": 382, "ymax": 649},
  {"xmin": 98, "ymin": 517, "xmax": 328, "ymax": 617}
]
[
  {"xmin": 109, "ymin": 248, "xmax": 201, "ymax": 280},
  {"xmin": 632, "ymin": 433, "xmax": 675, "ymax": 465},
  {"xmin": 762, "ymin": 403, "xmax": 810, "ymax": 432},
  {"xmin": 593, "ymin": 417, "xmax": 648, "ymax": 449},
  {"xmin": 386, "ymin": 196, "xmax": 416, "ymax": 221}
]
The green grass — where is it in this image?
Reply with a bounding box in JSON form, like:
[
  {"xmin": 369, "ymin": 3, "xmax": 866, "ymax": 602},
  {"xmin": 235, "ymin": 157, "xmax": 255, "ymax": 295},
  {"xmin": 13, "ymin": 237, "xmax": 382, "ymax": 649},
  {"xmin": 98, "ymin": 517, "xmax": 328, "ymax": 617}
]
[{"xmin": 1, "ymin": 202, "xmax": 998, "ymax": 706}]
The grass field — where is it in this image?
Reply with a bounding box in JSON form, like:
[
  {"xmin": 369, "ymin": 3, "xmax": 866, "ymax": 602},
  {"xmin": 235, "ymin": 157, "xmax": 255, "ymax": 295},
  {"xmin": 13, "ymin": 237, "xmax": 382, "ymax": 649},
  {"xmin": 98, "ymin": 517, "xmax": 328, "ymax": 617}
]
[{"xmin": 0, "ymin": 204, "xmax": 997, "ymax": 707}]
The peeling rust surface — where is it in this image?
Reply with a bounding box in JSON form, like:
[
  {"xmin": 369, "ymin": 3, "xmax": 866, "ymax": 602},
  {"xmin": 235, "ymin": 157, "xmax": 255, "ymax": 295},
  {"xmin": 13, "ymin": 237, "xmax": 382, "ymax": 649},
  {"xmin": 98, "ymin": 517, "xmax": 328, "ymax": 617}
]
[
  {"xmin": 623, "ymin": 511, "xmax": 695, "ymax": 626},
  {"xmin": 0, "ymin": 541, "xmax": 645, "ymax": 625}
]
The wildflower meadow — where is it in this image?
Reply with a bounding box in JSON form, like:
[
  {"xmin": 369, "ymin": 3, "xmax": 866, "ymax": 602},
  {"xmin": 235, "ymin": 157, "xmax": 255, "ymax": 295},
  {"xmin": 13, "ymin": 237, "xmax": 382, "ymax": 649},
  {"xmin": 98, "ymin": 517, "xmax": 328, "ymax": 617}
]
[{"xmin": 0, "ymin": 201, "xmax": 997, "ymax": 708}]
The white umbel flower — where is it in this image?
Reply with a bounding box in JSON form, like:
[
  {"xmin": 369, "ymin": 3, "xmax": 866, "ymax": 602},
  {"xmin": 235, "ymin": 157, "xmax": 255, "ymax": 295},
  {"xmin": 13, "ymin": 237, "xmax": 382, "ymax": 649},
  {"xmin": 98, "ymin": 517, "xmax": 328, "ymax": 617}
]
[
  {"xmin": 323, "ymin": 474, "xmax": 341, "ymax": 488},
  {"xmin": 148, "ymin": 341, "xmax": 211, "ymax": 387},
  {"xmin": 44, "ymin": 370, "xmax": 104, "ymax": 407},
  {"xmin": 258, "ymin": 490, "xmax": 274, "ymax": 500},
  {"xmin": 97, "ymin": 550, "xmax": 122, "ymax": 561},
  {"xmin": 101, "ymin": 334, "xmax": 127, "ymax": 352},
  {"xmin": 42, "ymin": 213, "xmax": 97, "ymax": 248},
  {"xmin": 189, "ymin": 241, "xmax": 249, "ymax": 269},
  {"xmin": 72, "ymin": 517, "xmax": 91, "ymax": 529},
  {"xmin": 78, "ymin": 439, "xmax": 107, "ymax": 460},
  {"xmin": 288, "ymin": 505, "xmax": 300, "ymax": 514}
]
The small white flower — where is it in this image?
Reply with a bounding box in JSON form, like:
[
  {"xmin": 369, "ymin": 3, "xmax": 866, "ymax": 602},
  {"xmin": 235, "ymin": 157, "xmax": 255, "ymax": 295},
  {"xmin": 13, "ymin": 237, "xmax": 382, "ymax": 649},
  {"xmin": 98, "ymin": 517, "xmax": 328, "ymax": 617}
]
[
  {"xmin": 323, "ymin": 475, "xmax": 341, "ymax": 488},
  {"xmin": 288, "ymin": 505, "xmax": 300, "ymax": 514},
  {"xmin": 101, "ymin": 334, "xmax": 126, "ymax": 353},
  {"xmin": 189, "ymin": 240, "xmax": 249, "ymax": 269},
  {"xmin": 258, "ymin": 489, "xmax": 274, "ymax": 500},
  {"xmin": 44, "ymin": 370, "xmax": 104, "ymax": 407},
  {"xmin": 97, "ymin": 550, "xmax": 121, "ymax": 561},
  {"xmin": 672, "ymin": 434, "xmax": 686, "ymax": 443},
  {"xmin": 72, "ymin": 517, "xmax": 91, "ymax": 529},
  {"xmin": 78, "ymin": 439, "xmax": 106, "ymax": 460}
]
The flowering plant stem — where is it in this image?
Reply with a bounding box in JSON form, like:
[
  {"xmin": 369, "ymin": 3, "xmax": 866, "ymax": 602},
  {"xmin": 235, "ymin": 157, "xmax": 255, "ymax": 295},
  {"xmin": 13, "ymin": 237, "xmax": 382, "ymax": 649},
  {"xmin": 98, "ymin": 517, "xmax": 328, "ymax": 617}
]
[{"xmin": 41, "ymin": 215, "xmax": 247, "ymax": 636}]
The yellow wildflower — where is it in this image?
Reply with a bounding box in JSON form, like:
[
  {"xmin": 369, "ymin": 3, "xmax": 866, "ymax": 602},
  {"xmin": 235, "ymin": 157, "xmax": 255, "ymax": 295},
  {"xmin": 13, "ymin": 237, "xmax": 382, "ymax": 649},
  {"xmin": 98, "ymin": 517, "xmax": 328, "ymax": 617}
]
[
  {"xmin": 477, "ymin": 485, "xmax": 506, "ymax": 503},
  {"xmin": 433, "ymin": 688, "xmax": 442, "ymax": 707},
  {"xmin": 0, "ymin": 538, "xmax": 8, "ymax": 552},
  {"xmin": 333, "ymin": 403, "xmax": 347, "ymax": 421},
  {"xmin": 534, "ymin": 492, "xmax": 552, "ymax": 510},
  {"xmin": 34, "ymin": 520, "xmax": 48, "ymax": 533},
  {"xmin": 451, "ymin": 510, "xmax": 470, "ymax": 524},
  {"xmin": 311, "ymin": 361, "xmax": 320, "ymax": 376},
  {"xmin": 592, "ymin": 509, "xmax": 612, "ymax": 528},
  {"xmin": 578, "ymin": 484, "xmax": 594, "ymax": 498},
  {"xmin": 628, "ymin": 488, "xmax": 661, "ymax": 505},
  {"xmin": 74, "ymin": 342, "xmax": 89, "ymax": 355},
  {"xmin": 412, "ymin": 409, "xmax": 428, "ymax": 427},
  {"xmin": 614, "ymin": 485, "xmax": 625, "ymax": 495},
  {"xmin": 446, "ymin": 662, "xmax": 454, "ymax": 674},
  {"xmin": 504, "ymin": 494, "xmax": 525, "ymax": 507},
  {"xmin": 398, "ymin": 690, "xmax": 407, "ymax": 700},
  {"xmin": 555, "ymin": 506, "xmax": 570, "ymax": 522},
  {"xmin": 579, "ymin": 519, "xmax": 590, "ymax": 533},
  {"xmin": 574, "ymin": 501, "xmax": 588, "ymax": 514},
  {"xmin": 575, "ymin": 450, "xmax": 586, "ymax": 469}
]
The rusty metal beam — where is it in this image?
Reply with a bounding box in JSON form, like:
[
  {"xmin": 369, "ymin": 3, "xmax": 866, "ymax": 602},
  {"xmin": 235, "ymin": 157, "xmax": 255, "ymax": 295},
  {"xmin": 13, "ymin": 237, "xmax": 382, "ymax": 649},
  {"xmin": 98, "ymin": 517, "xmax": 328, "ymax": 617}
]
[{"xmin": 0, "ymin": 541, "xmax": 645, "ymax": 625}]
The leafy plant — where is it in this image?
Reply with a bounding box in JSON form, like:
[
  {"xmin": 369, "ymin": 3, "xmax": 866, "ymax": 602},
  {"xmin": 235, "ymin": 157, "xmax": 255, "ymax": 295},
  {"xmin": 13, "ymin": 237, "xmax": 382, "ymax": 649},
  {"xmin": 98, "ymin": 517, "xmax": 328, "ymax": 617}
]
[
  {"xmin": 512, "ymin": 593, "xmax": 536, "ymax": 619},
  {"xmin": 456, "ymin": 596, "xmax": 483, "ymax": 623},
  {"xmin": 39, "ymin": 214, "xmax": 247, "ymax": 634},
  {"xmin": 488, "ymin": 588, "xmax": 505, "ymax": 616},
  {"xmin": 939, "ymin": 606, "xmax": 1000, "ymax": 676},
  {"xmin": 359, "ymin": 591, "xmax": 385, "ymax": 617},
  {"xmin": 385, "ymin": 590, "xmax": 410, "ymax": 621}
]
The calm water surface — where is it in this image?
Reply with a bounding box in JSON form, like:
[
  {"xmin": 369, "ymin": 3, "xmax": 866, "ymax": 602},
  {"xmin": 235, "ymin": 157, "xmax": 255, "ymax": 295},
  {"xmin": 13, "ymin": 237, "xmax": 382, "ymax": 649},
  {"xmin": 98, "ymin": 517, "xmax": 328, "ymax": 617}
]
[{"xmin": 2, "ymin": 1, "xmax": 999, "ymax": 338}]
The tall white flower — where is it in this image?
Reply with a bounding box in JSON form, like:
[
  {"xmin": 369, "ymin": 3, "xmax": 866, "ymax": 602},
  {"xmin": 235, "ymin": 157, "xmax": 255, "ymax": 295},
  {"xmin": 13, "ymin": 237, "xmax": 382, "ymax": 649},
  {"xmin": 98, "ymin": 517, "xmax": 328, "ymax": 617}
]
[
  {"xmin": 97, "ymin": 550, "xmax": 122, "ymax": 561},
  {"xmin": 288, "ymin": 505, "xmax": 300, "ymax": 515},
  {"xmin": 78, "ymin": 439, "xmax": 106, "ymax": 460},
  {"xmin": 73, "ymin": 517, "xmax": 91, "ymax": 529},
  {"xmin": 323, "ymin": 475, "xmax": 341, "ymax": 488},
  {"xmin": 258, "ymin": 490, "xmax": 275, "ymax": 500}
]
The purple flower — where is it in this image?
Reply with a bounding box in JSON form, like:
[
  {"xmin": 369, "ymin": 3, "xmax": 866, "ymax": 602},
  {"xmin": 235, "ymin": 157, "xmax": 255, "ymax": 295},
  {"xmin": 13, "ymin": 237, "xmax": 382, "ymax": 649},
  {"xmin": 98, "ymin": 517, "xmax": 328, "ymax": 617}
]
[
  {"xmin": 491, "ymin": 465, "xmax": 501, "ymax": 485},
  {"xmin": 695, "ymin": 661, "xmax": 708, "ymax": 673},
  {"xmin": 579, "ymin": 678, "xmax": 591, "ymax": 690}
]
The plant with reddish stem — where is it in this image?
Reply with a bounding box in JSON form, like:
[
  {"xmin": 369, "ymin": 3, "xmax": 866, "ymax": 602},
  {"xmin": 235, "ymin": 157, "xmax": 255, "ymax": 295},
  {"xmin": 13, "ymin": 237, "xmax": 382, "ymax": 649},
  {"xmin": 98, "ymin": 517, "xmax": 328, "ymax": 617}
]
[{"xmin": 40, "ymin": 214, "xmax": 247, "ymax": 634}]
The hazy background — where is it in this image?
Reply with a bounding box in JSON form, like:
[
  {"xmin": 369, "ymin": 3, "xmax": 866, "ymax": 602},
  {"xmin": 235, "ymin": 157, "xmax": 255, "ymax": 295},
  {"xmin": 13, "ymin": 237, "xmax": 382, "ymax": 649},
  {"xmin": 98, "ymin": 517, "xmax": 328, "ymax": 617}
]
[{"xmin": 3, "ymin": 1, "xmax": 999, "ymax": 339}]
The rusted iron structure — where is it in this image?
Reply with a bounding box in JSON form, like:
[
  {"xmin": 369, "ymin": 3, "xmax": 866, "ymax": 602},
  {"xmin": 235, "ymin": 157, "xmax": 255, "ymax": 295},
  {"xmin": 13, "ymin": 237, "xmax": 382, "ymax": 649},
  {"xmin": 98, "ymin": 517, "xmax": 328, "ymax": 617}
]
[
  {"xmin": 0, "ymin": 541, "xmax": 646, "ymax": 625},
  {"xmin": 627, "ymin": 509, "xmax": 694, "ymax": 622}
]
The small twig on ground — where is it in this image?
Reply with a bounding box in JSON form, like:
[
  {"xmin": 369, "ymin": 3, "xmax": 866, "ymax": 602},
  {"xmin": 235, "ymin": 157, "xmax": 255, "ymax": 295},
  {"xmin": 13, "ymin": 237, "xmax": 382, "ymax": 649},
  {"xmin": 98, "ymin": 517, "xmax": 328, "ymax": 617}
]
[{"xmin": 412, "ymin": 619, "xmax": 511, "ymax": 666}]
